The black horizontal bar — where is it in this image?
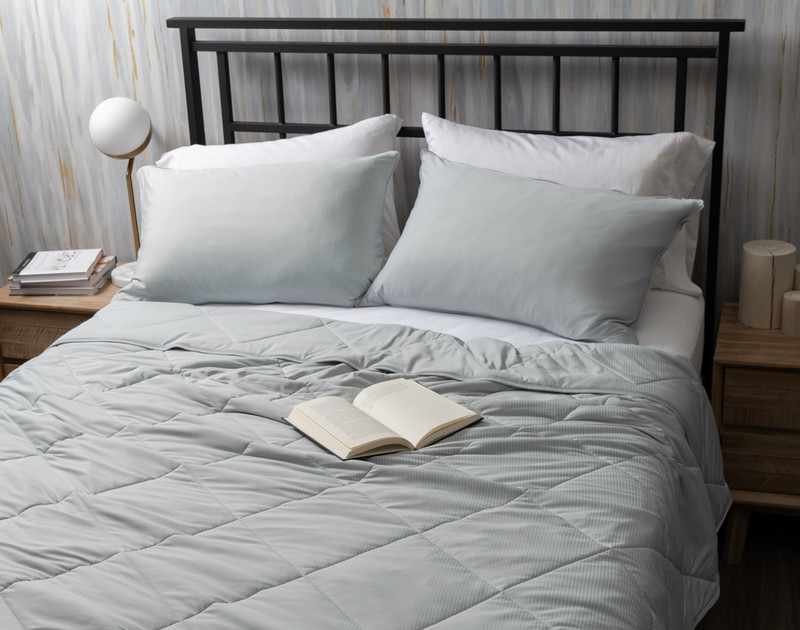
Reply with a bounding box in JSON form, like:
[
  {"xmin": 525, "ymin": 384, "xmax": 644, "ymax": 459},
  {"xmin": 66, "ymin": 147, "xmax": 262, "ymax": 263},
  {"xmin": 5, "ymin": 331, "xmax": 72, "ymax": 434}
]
[
  {"xmin": 167, "ymin": 17, "xmax": 745, "ymax": 34},
  {"xmin": 229, "ymin": 120, "xmax": 664, "ymax": 139},
  {"xmin": 193, "ymin": 40, "xmax": 718, "ymax": 59},
  {"xmin": 229, "ymin": 121, "xmax": 421, "ymax": 137},
  {"xmin": 230, "ymin": 122, "xmax": 345, "ymax": 135}
]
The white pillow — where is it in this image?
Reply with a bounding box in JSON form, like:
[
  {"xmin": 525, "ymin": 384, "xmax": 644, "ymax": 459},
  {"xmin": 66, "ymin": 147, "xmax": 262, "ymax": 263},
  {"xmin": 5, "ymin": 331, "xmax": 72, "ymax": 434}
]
[
  {"xmin": 118, "ymin": 152, "xmax": 399, "ymax": 306},
  {"xmin": 157, "ymin": 114, "xmax": 403, "ymax": 256},
  {"xmin": 421, "ymin": 113, "xmax": 714, "ymax": 296}
]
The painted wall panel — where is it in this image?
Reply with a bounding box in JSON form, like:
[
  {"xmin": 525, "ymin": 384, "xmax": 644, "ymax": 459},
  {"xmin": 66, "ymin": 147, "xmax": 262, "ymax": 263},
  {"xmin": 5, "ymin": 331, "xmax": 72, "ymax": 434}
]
[{"xmin": 1, "ymin": 0, "xmax": 798, "ymax": 317}]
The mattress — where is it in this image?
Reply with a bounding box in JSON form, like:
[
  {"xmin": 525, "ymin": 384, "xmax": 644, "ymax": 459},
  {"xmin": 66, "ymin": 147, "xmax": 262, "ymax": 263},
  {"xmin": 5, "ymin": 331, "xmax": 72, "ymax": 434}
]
[
  {"xmin": 228, "ymin": 288, "xmax": 705, "ymax": 372},
  {"xmin": 0, "ymin": 301, "xmax": 728, "ymax": 629}
]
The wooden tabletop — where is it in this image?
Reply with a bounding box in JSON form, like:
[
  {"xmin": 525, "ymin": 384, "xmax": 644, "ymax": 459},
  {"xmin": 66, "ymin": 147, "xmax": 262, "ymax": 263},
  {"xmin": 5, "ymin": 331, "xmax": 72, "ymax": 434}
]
[
  {"xmin": 714, "ymin": 303, "xmax": 800, "ymax": 370},
  {"xmin": 0, "ymin": 280, "xmax": 120, "ymax": 315}
]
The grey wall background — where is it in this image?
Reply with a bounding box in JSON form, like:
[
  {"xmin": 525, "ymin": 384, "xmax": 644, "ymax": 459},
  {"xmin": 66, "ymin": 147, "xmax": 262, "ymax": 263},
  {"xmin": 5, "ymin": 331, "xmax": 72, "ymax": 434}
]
[{"xmin": 1, "ymin": 1, "xmax": 798, "ymax": 315}]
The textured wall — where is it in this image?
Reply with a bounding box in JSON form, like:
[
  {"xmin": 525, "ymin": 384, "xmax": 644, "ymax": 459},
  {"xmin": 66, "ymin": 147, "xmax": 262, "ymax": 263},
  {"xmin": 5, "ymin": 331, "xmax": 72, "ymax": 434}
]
[{"xmin": 1, "ymin": 1, "xmax": 798, "ymax": 313}]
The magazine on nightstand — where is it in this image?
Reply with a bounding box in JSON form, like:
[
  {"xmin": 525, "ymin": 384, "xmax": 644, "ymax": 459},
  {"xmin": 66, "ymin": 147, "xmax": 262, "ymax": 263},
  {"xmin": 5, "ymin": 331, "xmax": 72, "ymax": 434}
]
[
  {"xmin": 8, "ymin": 253, "xmax": 116, "ymax": 295},
  {"xmin": 11, "ymin": 248, "xmax": 104, "ymax": 283}
]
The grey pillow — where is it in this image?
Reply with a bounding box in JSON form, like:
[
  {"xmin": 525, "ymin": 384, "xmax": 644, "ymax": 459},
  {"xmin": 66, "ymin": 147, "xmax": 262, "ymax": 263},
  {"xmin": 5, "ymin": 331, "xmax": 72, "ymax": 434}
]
[
  {"xmin": 118, "ymin": 151, "xmax": 399, "ymax": 306},
  {"xmin": 362, "ymin": 151, "xmax": 702, "ymax": 343}
]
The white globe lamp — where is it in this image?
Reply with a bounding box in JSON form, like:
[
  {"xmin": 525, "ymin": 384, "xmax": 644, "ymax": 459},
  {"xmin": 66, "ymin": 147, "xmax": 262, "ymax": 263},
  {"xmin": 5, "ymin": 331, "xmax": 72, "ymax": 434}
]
[{"xmin": 89, "ymin": 97, "xmax": 152, "ymax": 286}]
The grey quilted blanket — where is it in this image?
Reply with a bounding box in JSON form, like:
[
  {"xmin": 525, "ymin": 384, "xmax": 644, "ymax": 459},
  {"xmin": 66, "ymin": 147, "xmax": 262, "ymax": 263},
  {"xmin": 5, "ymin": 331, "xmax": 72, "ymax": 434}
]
[{"xmin": 0, "ymin": 302, "xmax": 729, "ymax": 629}]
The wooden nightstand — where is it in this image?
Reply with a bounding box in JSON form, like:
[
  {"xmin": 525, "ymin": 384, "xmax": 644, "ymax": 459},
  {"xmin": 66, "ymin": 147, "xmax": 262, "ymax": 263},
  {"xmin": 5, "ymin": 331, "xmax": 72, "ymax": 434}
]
[
  {"xmin": 712, "ymin": 302, "xmax": 800, "ymax": 564},
  {"xmin": 0, "ymin": 281, "xmax": 120, "ymax": 378}
]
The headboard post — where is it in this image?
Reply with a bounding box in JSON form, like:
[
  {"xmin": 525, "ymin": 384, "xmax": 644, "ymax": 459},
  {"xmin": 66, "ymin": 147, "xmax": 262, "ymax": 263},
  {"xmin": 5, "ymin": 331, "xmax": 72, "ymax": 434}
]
[
  {"xmin": 552, "ymin": 57, "xmax": 562, "ymax": 133},
  {"xmin": 493, "ymin": 55, "xmax": 502, "ymax": 130},
  {"xmin": 273, "ymin": 53, "xmax": 287, "ymax": 139},
  {"xmin": 702, "ymin": 29, "xmax": 734, "ymax": 387},
  {"xmin": 436, "ymin": 55, "xmax": 446, "ymax": 118},
  {"xmin": 674, "ymin": 57, "xmax": 688, "ymax": 131},
  {"xmin": 611, "ymin": 57, "xmax": 621, "ymax": 135},
  {"xmin": 178, "ymin": 26, "xmax": 205, "ymax": 145},
  {"xmin": 381, "ymin": 54, "xmax": 391, "ymax": 114},
  {"xmin": 216, "ymin": 52, "xmax": 235, "ymax": 144}
]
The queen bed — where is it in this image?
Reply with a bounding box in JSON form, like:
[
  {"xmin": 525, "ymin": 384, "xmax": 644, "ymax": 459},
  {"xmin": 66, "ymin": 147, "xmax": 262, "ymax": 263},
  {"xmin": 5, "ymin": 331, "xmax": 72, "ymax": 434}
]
[{"xmin": 0, "ymin": 17, "xmax": 744, "ymax": 629}]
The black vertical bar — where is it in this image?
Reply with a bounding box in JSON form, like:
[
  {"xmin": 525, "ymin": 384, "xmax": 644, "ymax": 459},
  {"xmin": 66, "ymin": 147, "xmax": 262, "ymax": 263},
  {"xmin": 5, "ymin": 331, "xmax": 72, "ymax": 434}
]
[
  {"xmin": 274, "ymin": 53, "xmax": 286, "ymax": 139},
  {"xmin": 179, "ymin": 27, "xmax": 205, "ymax": 145},
  {"xmin": 381, "ymin": 53, "xmax": 391, "ymax": 113},
  {"xmin": 552, "ymin": 56, "xmax": 561, "ymax": 133},
  {"xmin": 327, "ymin": 53, "xmax": 337, "ymax": 125},
  {"xmin": 611, "ymin": 56, "xmax": 620, "ymax": 135},
  {"xmin": 702, "ymin": 31, "xmax": 732, "ymax": 393},
  {"xmin": 674, "ymin": 57, "xmax": 688, "ymax": 131},
  {"xmin": 437, "ymin": 54, "xmax": 446, "ymax": 118},
  {"xmin": 493, "ymin": 55, "xmax": 502, "ymax": 129},
  {"xmin": 216, "ymin": 52, "xmax": 235, "ymax": 144}
]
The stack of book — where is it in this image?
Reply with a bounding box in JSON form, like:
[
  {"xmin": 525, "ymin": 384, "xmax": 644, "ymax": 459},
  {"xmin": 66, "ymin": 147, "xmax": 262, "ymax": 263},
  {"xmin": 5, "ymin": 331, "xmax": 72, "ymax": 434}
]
[{"xmin": 7, "ymin": 249, "xmax": 117, "ymax": 296}]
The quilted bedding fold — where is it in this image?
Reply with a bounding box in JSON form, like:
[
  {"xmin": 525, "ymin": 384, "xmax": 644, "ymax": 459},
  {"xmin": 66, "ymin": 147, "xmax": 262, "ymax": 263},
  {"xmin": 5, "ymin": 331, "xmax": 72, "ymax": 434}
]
[{"xmin": 0, "ymin": 301, "xmax": 729, "ymax": 629}]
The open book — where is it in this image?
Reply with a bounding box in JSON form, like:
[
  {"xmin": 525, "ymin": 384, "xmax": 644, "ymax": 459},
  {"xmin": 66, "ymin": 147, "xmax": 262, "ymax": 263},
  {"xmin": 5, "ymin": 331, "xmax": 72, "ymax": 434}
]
[{"xmin": 286, "ymin": 378, "xmax": 481, "ymax": 459}]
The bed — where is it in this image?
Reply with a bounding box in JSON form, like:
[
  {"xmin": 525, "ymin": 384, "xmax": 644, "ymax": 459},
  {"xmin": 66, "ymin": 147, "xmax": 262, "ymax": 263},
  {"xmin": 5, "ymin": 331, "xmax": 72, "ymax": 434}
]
[{"xmin": 0, "ymin": 17, "xmax": 744, "ymax": 629}]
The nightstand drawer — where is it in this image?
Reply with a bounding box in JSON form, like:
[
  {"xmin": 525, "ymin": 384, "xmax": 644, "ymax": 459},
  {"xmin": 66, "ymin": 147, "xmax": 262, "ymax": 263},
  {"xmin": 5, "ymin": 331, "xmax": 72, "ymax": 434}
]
[
  {"xmin": 0, "ymin": 309, "xmax": 91, "ymax": 362},
  {"xmin": 713, "ymin": 303, "xmax": 800, "ymax": 564},
  {"xmin": 721, "ymin": 430, "xmax": 800, "ymax": 495},
  {"xmin": 0, "ymin": 283, "xmax": 120, "ymax": 379},
  {"xmin": 722, "ymin": 367, "xmax": 800, "ymax": 431},
  {"xmin": 0, "ymin": 324, "xmax": 76, "ymax": 360},
  {"xmin": 0, "ymin": 308, "xmax": 89, "ymax": 329}
]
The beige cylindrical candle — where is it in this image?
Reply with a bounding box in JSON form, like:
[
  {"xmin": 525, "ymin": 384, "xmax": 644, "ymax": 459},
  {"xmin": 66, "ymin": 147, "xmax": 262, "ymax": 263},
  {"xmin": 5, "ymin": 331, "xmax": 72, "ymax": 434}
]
[
  {"xmin": 796, "ymin": 263, "xmax": 800, "ymax": 290},
  {"xmin": 782, "ymin": 291, "xmax": 800, "ymax": 336},
  {"xmin": 738, "ymin": 240, "xmax": 796, "ymax": 329}
]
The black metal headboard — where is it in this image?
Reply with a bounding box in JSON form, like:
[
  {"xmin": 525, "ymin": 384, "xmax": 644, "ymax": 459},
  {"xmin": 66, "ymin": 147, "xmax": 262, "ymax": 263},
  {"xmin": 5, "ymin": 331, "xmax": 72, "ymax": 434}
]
[{"xmin": 165, "ymin": 17, "xmax": 745, "ymax": 389}]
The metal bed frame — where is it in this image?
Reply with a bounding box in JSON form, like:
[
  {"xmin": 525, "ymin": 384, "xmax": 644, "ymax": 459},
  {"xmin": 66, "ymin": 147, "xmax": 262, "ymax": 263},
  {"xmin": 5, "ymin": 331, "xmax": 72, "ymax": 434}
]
[{"xmin": 165, "ymin": 17, "xmax": 745, "ymax": 390}]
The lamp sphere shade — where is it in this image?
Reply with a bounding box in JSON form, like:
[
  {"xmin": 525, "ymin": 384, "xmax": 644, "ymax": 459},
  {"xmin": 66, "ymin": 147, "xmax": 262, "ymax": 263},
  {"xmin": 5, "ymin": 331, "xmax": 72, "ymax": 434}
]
[{"xmin": 89, "ymin": 97, "xmax": 152, "ymax": 159}]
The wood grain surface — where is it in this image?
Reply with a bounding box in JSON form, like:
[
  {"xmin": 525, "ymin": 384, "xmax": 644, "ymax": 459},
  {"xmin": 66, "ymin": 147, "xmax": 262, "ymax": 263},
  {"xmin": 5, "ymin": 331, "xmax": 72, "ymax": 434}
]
[
  {"xmin": 713, "ymin": 302, "xmax": 800, "ymax": 565},
  {"xmin": 714, "ymin": 304, "xmax": 800, "ymax": 497},
  {"xmin": 0, "ymin": 281, "xmax": 119, "ymax": 375},
  {"xmin": 0, "ymin": 281, "xmax": 120, "ymax": 314},
  {"xmin": 714, "ymin": 303, "xmax": 800, "ymax": 370}
]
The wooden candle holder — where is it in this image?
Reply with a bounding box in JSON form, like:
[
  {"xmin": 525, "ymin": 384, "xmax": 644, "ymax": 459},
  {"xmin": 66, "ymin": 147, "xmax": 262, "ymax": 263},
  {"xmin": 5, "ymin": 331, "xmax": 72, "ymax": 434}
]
[{"xmin": 738, "ymin": 240, "xmax": 796, "ymax": 329}]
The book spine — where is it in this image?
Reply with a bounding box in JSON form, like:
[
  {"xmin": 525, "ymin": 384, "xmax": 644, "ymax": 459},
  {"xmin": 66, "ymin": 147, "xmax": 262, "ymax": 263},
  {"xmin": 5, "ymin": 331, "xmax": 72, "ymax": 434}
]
[{"xmin": 10, "ymin": 252, "xmax": 36, "ymax": 278}]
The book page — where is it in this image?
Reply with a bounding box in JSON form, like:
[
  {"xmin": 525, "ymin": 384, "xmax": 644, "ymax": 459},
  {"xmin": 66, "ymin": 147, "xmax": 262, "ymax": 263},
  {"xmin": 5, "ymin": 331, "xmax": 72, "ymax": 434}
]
[
  {"xmin": 354, "ymin": 379, "xmax": 478, "ymax": 447},
  {"xmin": 295, "ymin": 396, "xmax": 402, "ymax": 449}
]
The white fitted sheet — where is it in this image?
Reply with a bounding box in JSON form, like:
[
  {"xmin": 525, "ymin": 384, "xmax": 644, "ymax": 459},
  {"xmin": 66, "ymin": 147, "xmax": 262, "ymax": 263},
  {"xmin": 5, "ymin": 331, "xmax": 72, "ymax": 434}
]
[{"xmin": 225, "ymin": 289, "xmax": 704, "ymax": 374}]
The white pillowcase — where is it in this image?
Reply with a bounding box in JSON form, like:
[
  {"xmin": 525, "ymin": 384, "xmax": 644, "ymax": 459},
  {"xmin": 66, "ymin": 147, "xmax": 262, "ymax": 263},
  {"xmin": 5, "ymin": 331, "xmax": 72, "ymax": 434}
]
[
  {"xmin": 421, "ymin": 113, "xmax": 714, "ymax": 296},
  {"xmin": 157, "ymin": 114, "xmax": 403, "ymax": 256}
]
